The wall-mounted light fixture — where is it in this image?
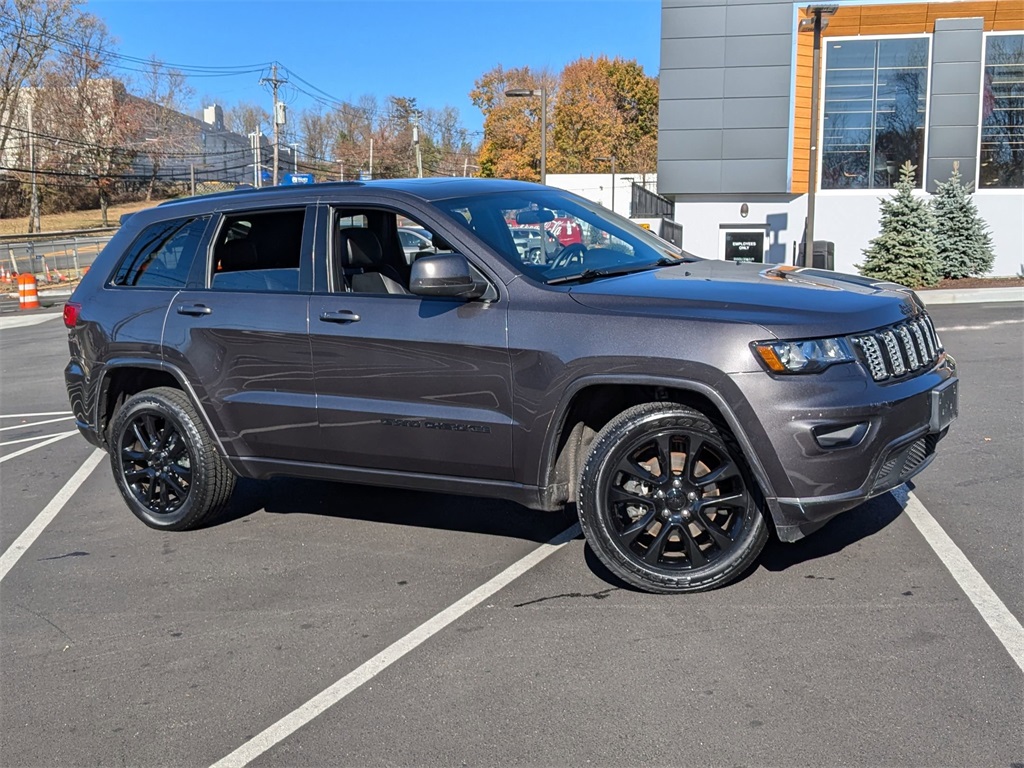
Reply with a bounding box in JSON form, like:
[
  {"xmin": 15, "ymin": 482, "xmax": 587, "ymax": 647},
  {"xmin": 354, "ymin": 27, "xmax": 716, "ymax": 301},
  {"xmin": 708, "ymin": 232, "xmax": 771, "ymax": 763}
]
[{"xmin": 740, "ymin": 203, "xmax": 749, "ymax": 218}]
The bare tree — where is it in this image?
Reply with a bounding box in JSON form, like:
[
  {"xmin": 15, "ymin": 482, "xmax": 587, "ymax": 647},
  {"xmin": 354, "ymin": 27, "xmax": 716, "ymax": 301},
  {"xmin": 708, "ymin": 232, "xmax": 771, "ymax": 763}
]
[
  {"xmin": 36, "ymin": 13, "xmax": 143, "ymax": 224},
  {"xmin": 135, "ymin": 55, "xmax": 195, "ymax": 199},
  {"xmin": 224, "ymin": 100, "xmax": 269, "ymax": 136},
  {"xmin": 0, "ymin": 0, "xmax": 81, "ymax": 162}
]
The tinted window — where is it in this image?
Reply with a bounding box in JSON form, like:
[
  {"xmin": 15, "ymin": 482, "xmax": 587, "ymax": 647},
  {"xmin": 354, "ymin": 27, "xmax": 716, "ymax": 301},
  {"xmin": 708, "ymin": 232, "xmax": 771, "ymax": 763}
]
[
  {"xmin": 211, "ymin": 209, "xmax": 305, "ymax": 293},
  {"xmin": 112, "ymin": 217, "xmax": 207, "ymax": 288}
]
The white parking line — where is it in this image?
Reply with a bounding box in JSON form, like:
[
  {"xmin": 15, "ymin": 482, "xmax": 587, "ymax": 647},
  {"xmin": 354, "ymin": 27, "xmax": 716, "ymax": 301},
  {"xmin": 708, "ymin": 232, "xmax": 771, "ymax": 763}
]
[
  {"xmin": 211, "ymin": 522, "xmax": 582, "ymax": 768},
  {"xmin": 935, "ymin": 318, "xmax": 1024, "ymax": 332},
  {"xmin": 1, "ymin": 429, "xmax": 79, "ymax": 447},
  {"xmin": 902, "ymin": 489, "xmax": 1024, "ymax": 674},
  {"xmin": 0, "ymin": 430, "xmax": 79, "ymax": 464},
  {"xmin": 0, "ymin": 411, "xmax": 73, "ymax": 419},
  {"xmin": 0, "ymin": 448, "xmax": 105, "ymax": 583},
  {"xmin": 0, "ymin": 415, "xmax": 75, "ymax": 432}
]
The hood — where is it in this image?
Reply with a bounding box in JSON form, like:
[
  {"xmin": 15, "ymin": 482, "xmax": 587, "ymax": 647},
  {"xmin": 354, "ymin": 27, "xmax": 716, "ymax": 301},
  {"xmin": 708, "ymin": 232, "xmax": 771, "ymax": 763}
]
[{"xmin": 567, "ymin": 260, "xmax": 924, "ymax": 339}]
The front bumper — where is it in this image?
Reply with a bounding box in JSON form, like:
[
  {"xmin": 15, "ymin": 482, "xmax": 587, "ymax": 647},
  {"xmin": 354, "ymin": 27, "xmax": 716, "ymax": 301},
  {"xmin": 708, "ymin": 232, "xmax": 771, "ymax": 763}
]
[{"xmin": 730, "ymin": 354, "xmax": 958, "ymax": 542}]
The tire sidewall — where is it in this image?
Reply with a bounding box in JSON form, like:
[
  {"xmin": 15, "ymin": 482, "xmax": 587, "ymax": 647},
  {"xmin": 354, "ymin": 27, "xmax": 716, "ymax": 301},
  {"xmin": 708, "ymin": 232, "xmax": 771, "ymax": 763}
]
[
  {"xmin": 110, "ymin": 391, "xmax": 205, "ymax": 530},
  {"xmin": 579, "ymin": 406, "xmax": 767, "ymax": 593}
]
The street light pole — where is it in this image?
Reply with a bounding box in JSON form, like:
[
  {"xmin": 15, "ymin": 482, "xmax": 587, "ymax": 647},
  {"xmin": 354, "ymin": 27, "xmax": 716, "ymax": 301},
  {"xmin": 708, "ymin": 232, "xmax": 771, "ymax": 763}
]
[
  {"xmin": 799, "ymin": 5, "xmax": 838, "ymax": 265},
  {"xmin": 596, "ymin": 155, "xmax": 617, "ymax": 213},
  {"xmin": 505, "ymin": 86, "xmax": 547, "ymax": 184}
]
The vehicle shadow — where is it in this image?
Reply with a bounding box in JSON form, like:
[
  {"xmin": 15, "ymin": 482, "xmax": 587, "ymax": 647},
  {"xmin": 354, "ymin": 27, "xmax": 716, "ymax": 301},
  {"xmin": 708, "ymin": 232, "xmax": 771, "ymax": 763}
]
[
  {"xmin": 210, "ymin": 476, "xmax": 574, "ymax": 545},
  {"xmin": 580, "ymin": 491, "xmax": 908, "ymax": 592},
  {"xmin": 758, "ymin": 490, "xmax": 905, "ymax": 572}
]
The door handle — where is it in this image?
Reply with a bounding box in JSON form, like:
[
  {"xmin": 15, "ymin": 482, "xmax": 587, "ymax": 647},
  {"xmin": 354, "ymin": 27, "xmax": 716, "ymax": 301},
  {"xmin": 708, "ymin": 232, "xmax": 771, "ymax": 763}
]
[
  {"xmin": 319, "ymin": 310, "xmax": 360, "ymax": 324},
  {"xmin": 177, "ymin": 304, "xmax": 212, "ymax": 316}
]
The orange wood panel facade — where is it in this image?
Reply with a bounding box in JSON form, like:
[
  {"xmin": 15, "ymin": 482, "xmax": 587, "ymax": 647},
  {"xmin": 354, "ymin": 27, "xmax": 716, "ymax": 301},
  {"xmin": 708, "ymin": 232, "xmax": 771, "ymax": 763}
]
[{"xmin": 791, "ymin": 1, "xmax": 1021, "ymax": 193}]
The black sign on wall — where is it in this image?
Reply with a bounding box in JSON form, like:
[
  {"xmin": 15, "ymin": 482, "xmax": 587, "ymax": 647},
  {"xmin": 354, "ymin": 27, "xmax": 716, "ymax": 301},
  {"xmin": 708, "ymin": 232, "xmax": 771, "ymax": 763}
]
[{"xmin": 724, "ymin": 231, "xmax": 765, "ymax": 263}]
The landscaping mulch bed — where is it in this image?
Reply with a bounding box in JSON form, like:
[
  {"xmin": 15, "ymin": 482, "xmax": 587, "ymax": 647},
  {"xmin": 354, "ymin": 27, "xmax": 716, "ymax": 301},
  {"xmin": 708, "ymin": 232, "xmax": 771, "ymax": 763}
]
[{"xmin": 917, "ymin": 277, "xmax": 1024, "ymax": 290}]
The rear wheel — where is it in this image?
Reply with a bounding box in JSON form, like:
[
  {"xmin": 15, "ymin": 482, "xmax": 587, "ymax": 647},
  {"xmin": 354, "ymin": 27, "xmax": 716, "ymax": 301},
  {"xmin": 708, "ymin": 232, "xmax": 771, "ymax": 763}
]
[
  {"xmin": 578, "ymin": 402, "xmax": 768, "ymax": 593},
  {"xmin": 109, "ymin": 386, "xmax": 235, "ymax": 530}
]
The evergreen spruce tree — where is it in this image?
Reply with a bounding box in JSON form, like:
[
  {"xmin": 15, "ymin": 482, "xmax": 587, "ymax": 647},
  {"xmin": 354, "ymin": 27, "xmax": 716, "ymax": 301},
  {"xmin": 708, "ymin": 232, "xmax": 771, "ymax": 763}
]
[
  {"xmin": 931, "ymin": 161, "xmax": 995, "ymax": 279},
  {"xmin": 858, "ymin": 162, "xmax": 940, "ymax": 288}
]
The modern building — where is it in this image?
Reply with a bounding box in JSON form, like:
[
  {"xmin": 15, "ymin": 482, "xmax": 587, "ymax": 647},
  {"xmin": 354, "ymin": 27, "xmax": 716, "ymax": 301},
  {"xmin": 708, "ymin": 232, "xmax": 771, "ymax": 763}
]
[{"xmin": 658, "ymin": 0, "xmax": 1023, "ymax": 275}]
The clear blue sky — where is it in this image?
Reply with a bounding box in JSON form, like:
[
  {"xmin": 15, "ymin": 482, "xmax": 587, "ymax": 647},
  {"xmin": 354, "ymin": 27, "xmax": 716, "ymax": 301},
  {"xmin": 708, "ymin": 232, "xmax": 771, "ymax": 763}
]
[{"xmin": 86, "ymin": 0, "xmax": 662, "ymax": 136}]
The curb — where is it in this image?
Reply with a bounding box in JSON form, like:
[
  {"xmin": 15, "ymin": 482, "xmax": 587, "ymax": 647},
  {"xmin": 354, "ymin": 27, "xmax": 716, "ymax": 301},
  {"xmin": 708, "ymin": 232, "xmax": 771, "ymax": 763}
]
[{"xmin": 918, "ymin": 287, "xmax": 1024, "ymax": 305}]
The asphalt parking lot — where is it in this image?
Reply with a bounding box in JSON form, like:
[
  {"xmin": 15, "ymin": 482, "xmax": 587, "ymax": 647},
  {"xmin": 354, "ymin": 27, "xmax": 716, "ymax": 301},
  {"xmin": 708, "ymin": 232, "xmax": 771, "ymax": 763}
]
[{"xmin": 1, "ymin": 299, "xmax": 1021, "ymax": 767}]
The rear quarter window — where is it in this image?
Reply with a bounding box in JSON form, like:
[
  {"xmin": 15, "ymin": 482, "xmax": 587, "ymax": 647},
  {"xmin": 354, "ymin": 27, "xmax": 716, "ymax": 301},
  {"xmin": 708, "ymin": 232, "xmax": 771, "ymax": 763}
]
[{"xmin": 111, "ymin": 217, "xmax": 208, "ymax": 289}]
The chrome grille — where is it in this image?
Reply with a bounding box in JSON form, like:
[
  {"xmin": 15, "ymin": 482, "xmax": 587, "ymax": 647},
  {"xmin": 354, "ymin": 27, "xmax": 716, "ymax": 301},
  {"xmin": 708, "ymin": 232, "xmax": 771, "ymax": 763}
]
[{"xmin": 851, "ymin": 314, "xmax": 942, "ymax": 382}]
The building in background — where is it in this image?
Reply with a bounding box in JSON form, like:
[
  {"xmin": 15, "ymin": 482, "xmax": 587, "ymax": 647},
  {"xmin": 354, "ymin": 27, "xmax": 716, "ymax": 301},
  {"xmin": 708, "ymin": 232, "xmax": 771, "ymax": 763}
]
[{"xmin": 658, "ymin": 0, "xmax": 1023, "ymax": 275}]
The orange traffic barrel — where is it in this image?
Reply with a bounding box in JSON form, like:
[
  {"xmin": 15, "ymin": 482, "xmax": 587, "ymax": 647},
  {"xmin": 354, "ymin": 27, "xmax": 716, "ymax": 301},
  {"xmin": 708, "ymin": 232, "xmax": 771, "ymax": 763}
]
[{"xmin": 17, "ymin": 274, "xmax": 40, "ymax": 310}]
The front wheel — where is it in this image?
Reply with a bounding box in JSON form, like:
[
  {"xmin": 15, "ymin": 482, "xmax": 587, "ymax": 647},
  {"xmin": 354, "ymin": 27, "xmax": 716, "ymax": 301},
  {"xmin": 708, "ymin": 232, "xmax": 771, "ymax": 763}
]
[
  {"xmin": 109, "ymin": 386, "xmax": 235, "ymax": 531},
  {"xmin": 578, "ymin": 402, "xmax": 768, "ymax": 593}
]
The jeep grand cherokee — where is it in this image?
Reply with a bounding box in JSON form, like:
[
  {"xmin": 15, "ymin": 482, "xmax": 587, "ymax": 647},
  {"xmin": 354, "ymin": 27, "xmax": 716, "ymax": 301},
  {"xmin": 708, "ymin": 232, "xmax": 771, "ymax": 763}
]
[{"xmin": 64, "ymin": 179, "xmax": 958, "ymax": 593}]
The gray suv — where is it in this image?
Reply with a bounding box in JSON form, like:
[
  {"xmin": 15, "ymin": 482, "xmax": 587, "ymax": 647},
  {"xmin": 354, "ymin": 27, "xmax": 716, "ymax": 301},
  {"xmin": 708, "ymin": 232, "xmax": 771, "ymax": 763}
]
[{"xmin": 64, "ymin": 179, "xmax": 958, "ymax": 593}]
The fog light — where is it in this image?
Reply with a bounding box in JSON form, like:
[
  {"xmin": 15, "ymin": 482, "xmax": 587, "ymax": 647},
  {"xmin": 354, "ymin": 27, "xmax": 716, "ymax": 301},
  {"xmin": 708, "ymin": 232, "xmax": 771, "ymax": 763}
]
[{"xmin": 813, "ymin": 422, "xmax": 868, "ymax": 448}]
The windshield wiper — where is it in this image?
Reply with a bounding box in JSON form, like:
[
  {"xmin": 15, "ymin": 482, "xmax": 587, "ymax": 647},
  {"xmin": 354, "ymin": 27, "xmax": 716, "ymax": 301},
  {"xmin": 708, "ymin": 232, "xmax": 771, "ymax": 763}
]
[
  {"xmin": 547, "ymin": 264, "xmax": 659, "ymax": 285},
  {"xmin": 546, "ymin": 257, "xmax": 695, "ymax": 285}
]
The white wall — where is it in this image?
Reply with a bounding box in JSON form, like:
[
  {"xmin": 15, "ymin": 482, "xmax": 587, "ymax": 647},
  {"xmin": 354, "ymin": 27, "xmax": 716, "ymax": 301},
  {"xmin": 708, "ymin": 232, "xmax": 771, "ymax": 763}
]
[
  {"xmin": 546, "ymin": 173, "xmax": 656, "ymax": 219},
  {"xmin": 672, "ymin": 191, "xmax": 1023, "ymax": 277}
]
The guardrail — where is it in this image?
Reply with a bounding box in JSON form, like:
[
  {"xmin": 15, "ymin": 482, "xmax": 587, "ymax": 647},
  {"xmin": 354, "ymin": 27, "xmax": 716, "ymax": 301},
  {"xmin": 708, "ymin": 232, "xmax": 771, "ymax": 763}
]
[{"xmin": 2, "ymin": 234, "xmax": 114, "ymax": 281}]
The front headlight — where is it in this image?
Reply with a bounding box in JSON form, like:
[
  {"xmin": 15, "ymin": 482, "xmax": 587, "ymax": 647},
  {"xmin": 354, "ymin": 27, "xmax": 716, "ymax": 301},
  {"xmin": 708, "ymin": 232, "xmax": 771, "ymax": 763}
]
[{"xmin": 752, "ymin": 337, "xmax": 854, "ymax": 374}]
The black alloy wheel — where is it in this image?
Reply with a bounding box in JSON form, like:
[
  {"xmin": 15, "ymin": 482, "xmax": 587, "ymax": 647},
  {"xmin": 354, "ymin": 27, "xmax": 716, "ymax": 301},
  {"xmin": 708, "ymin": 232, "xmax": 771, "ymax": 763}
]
[
  {"xmin": 109, "ymin": 387, "xmax": 235, "ymax": 531},
  {"xmin": 120, "ymin": 411, "xmax": 192, "ymax": 517},
  {"xmin": 579, "ymin": 402, "xmax": 768, "ymax": 593}
]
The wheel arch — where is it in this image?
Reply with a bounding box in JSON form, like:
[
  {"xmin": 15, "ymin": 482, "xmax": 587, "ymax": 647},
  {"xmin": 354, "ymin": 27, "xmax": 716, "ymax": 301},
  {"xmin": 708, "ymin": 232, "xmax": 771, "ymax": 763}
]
[
  {"xmin": 95, "ymin": 359, "xmax": 229, "ymax": 459},
  {"xmin": 539, "ymin": 375, "xmax": 779, "ymax": 512}
]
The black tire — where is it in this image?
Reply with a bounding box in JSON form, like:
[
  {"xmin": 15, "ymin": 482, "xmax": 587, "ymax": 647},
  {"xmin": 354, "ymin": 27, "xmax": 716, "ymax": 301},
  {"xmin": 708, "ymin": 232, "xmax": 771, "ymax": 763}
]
[
  {"xmin": 578, "ymin": 402, "xmax": 768, "ymax": 593},
  {"xmin": 109, "ymin": 386, "xmax": 235, "ymax": 531}
]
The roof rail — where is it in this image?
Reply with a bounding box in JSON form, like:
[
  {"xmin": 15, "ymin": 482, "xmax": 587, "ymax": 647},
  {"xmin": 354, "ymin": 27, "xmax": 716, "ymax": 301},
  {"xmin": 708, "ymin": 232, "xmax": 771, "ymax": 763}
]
[{"xmin": 157, "ymin": 180, "xmax": 365, "ymax": 207}]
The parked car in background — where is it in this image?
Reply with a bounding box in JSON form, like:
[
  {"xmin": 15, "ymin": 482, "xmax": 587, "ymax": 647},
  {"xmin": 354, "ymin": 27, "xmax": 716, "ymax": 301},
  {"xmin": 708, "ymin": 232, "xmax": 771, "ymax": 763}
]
[{"xmin": 397, "ymin": 226, "xmax": 436, "ymax": 264}]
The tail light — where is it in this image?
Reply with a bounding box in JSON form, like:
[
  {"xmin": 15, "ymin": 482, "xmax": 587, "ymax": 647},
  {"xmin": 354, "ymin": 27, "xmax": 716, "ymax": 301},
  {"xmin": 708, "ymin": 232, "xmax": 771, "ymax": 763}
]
[{"xmin": 63, "ymin": 302, "xmax": 81, "ymax": 328}]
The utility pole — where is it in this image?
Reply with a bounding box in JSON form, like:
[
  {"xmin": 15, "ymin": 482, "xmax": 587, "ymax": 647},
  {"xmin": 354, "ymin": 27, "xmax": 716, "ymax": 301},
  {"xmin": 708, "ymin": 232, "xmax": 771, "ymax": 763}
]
[
  {"xmin": 338, "ymin": 158, "xmax": 344, "ymax": 181},
  {"xmin": 369, "ymin": 138, "xmax": 374, "ymax": 180},
  {"xmin": 249, "ymin": 131, "xmax": 261, "ymax": 187},
  {"xmin": 190, "ymin": 163, "xmax": 196, "ymax": 196},
  {"xmin": 27, "ymin": 99, "xmax": 40, "ymax": 234},
  {"xmin": 260, "ymin": 64, "xmax": 288, "ymax": 186},
  {"xmin": 411, "ymin": 111, "xmax": 423, "ymax": 178}
]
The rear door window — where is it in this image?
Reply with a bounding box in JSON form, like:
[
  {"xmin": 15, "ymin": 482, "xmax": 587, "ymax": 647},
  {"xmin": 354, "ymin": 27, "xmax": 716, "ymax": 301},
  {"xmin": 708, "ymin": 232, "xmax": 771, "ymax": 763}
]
[{"xmin": 210, "ymin": 209, "xmax": 306, "ymax": 293}]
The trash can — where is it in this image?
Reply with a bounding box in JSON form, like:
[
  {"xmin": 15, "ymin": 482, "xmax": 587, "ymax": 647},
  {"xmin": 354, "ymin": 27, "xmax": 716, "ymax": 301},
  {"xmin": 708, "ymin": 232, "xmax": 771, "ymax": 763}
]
[{"xmin": 797, "ymin": 240, "xmax": 835, "ymax": 270}]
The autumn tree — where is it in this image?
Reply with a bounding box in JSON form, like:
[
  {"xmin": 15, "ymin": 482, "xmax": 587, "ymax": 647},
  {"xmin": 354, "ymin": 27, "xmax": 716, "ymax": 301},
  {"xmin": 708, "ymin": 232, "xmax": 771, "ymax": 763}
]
[
  {"xmin": 551, "ymin": 57, "xmax": 621, "ymax": 173},
  {"xmin": 470, "ymin": 65, "xmax": 555, "ymax": 180}
]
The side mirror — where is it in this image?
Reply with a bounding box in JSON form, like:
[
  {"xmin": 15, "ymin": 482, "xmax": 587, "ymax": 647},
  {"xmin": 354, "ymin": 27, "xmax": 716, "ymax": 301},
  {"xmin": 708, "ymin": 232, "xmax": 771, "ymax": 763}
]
[{"xmin": 410, "ymin": 253, "xmax": 478, "ymax": 298}]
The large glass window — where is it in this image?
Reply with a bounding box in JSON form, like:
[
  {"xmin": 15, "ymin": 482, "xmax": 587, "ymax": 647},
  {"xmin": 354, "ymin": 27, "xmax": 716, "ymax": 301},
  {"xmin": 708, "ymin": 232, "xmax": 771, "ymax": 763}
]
[
  {"xmin": 821, "ymin": 37, "xmax": 930, "ymax": 189},
  {"xmin": 980, "ymin": 34, "xmax": 1024, "ymax": 188}
]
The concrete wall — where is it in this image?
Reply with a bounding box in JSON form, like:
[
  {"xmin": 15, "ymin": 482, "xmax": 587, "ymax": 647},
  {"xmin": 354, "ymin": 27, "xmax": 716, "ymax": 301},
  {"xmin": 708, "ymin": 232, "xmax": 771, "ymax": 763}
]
[
  {"xmin": 673, "ymin": 191, "xmax": 1023, "ymax": 276},
  {"xmin": 545, "ymin": 173, "xmax": 657, "ymax": 219}
]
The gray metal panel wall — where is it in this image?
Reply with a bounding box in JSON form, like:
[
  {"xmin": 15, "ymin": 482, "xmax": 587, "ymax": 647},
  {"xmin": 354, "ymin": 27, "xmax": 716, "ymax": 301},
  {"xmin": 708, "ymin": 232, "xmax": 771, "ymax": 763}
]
[
  {"xmin": 659, "ymin": 0, "xmax": 795, "ymax": 195},
  {"xmin": 925, "ymin": 17, "xmax": 985, "ymax": 193}
]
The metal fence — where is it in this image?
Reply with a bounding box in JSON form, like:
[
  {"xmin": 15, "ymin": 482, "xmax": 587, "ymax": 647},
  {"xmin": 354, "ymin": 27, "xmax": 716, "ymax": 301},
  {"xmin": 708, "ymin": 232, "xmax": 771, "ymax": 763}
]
[{"xmin": 1, "ymin": 234, "xmax": 114, "ymax": 282}]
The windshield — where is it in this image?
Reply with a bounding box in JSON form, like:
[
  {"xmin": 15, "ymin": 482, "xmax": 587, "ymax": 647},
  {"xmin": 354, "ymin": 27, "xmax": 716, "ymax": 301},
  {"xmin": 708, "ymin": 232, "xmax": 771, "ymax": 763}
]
[{"xmin": 432, "ymin": 188, "xmax": 695, "ymax": 284}]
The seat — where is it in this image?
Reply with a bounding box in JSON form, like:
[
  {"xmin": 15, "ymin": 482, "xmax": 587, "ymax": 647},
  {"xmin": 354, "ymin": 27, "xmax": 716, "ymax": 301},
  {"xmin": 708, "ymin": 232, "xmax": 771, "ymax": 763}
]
[
  {"xmin": 217, "ymin": 238, "xmax": 260, "ymax": 272},
  {"xmin": 336, "ymin": 228, "xmax": 408, "ymax": 293}
]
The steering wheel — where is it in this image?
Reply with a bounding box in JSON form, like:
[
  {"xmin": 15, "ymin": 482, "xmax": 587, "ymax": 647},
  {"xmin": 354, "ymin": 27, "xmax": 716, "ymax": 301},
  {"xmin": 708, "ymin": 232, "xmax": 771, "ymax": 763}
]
[{"xmin": 549, "ymin": 242, "xmax": 587, "ymax": 271}]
